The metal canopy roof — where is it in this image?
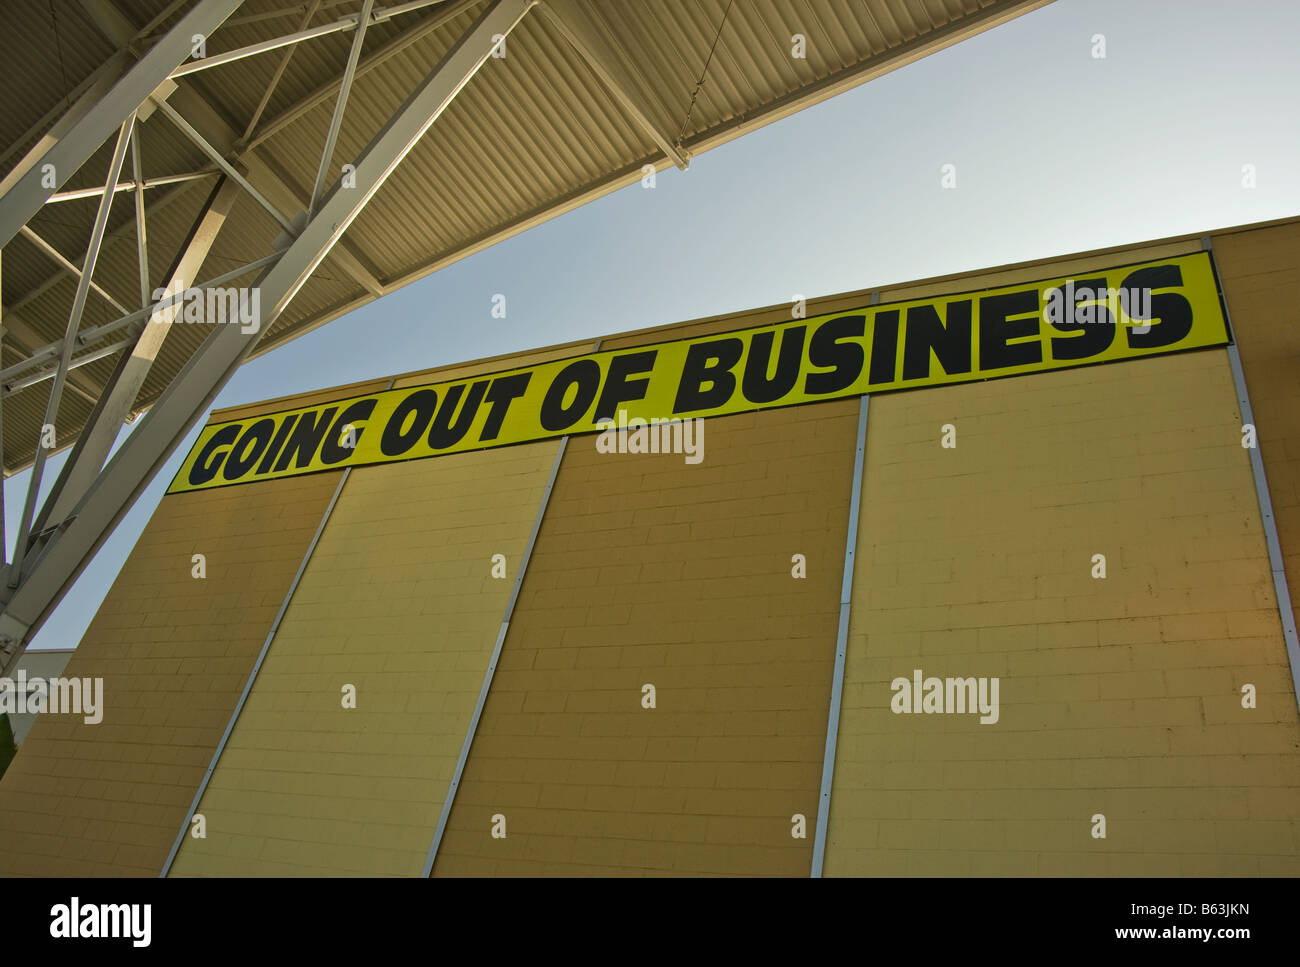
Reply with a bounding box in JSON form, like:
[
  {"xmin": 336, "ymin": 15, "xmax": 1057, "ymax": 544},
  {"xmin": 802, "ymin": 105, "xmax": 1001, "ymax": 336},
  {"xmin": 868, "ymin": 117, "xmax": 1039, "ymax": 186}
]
[
  {"xmin": 1, "ymin": 0, "xmax": 1047, "ymax": 475},
  {"xmin": 0, "ymin": 0, "xmax": 1047, "ymax": 665}
]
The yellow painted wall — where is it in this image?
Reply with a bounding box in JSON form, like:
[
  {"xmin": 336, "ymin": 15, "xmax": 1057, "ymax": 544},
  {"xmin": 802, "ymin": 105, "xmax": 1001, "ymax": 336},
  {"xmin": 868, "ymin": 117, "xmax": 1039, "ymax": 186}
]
[
  {"xmin": 432, "ymin": 401, "xmax": 858, "ymax": 876},
  {"xmin": 0, "ymin": 472, "xmax": 343, "ymax": 876},
  {"xmin": 169, "ymin": 441, "xmax": 560, "ymax": 876},
  {"xmin": 1212, "ymin": 222, "xmax": 1300, "ymax": 636},
  {"xmin": 5, "ymin": 219, "xmax": 1296, "ymax": 878},
  {"xmin": 824, "ymin": 348, "xmax": 1300, "ymax": 875}
]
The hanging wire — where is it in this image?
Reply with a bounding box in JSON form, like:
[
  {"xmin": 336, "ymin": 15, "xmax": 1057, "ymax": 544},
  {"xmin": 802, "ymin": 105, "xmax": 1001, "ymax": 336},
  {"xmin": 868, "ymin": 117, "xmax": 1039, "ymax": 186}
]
[
  {"xmin": 47, "ymin": 0, "xmax": 74, "ymax": 117},
  {"xmin": 675, "ymin": 0, "xmax": 737, "ymax": 152}
]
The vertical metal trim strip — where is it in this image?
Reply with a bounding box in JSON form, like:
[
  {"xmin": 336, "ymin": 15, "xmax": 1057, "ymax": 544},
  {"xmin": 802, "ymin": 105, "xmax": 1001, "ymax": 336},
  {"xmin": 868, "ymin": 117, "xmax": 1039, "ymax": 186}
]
[
  {"xmin": 1224, "ymin": 343, "xmax": 1300, "ymax": 710},
  {"xmin": 811, "ymin": 393, "xmax": 869, "ymax": 877},
  {"xmin": 419, "ymin": 435, "xmax": 567, "ymax": 876},
  {"xmin": 159, "ymin": 375, "xmax": 396, "ymax": 876},
  {"xmin": 159, "ymin": 463, "xmax": 356, "ymax": 876},
  {"xmin": 1204, "ymin": 236, "xmax": 1300, "ymax": 712},
  {"xmin": 420, "ymin": 340, "xmax": 600, "ymax": 877}
]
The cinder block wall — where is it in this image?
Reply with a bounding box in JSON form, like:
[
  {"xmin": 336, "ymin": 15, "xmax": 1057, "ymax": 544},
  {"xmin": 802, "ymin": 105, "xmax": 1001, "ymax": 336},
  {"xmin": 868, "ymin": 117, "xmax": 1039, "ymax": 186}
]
[
  {"xmin": 824, "ymin": 349, "xmax": 1300, "ymax": 876},
  {"xmin": 169, "ymin": 442, "xmax": 560, "ymax": 876},
  {"xmin": 0, "ymin": 473, "xmax": 343, "ymax": 876},
  {"xmin": 3, "ymin": 218, "xmax": 1297, "ymax": 878},
  {"xmin": 1212, "ymin": 221, "xmax": 1300, "ymax": 633},
  {"xmin": 432, "ymin": 401, "xmax": 858, "ymax": 876}
]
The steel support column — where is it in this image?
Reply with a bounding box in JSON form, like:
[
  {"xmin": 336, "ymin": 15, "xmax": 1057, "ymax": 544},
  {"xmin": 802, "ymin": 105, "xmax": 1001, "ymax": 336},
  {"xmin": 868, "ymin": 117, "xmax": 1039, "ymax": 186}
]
[
  {"xmin": 8, "ymin": 118, "xmax": 136, "ymax": 585},
  {"xmin": 41, "ymin": 178, "xmax": 243, "ymax": 529}
]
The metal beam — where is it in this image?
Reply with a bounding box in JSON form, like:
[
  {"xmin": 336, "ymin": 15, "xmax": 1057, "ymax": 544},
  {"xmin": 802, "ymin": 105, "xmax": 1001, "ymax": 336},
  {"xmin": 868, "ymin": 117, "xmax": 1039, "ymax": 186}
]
[
  {"xmin": 17, "ymin": 228, "xmax": 130, "ymax": 318},
  {"xmin": 0, "ymin": 0, "xmax": 245, "ymax": 250},
  {"xmin": 811, "ymin": 393, "xmax": 869, "ymax": 877},
  {"xmin": 169, "ymin": 0, "xmax": 443, "ymax": 78},
  {"xmin": 0, "ymin": 314, "xmax": 103, "ymax": 407},
  {"xmin": 4, "ymin": 174, "xmax": 214, "ymax": 327},
  {"xmin": 131, "ymin": 130, "xmax": 151, "ymax": 308},
  {"xmin": 44, "ymin": 169, "xmax": 215, "ymax": 204},
  {"xmin": 133, "ymin": 0, "xmax": 192, "ymax": 45},
  {"xmin": 4, "ymin": 336, "xmax": 133, "ymax": 397},
  {"xmin": 538, "ymin": 0, "xmax": 690, "ymax": 170},
  {"xmin": 155, "ymin": 101, "xmax": 295, "ymax": 233},
  {"xmin": 241, "ymin": 0, "xmax": 479, "ymax": 152},
  {"xmin": 134, "ymin": 38, "xmax": 388, "ymax": 297},
  {"xmin": 241, "ymin": 0, "xmax": 325, "ymax": 141},
  {"xmin": 309, "ymin": 0, "xmax": 375, "ymax": 214},
  {"xmin": 9, "ymin": 118, "xmax": 136, "ymax": 585},
  {"xmin": 44, "ymin": 178, "xmax": 242, "ymax": 528},
  {"xmin": 191, "ymin": 0, "xmax": 355, "ymax": 36},
  {"xmin": 0, "ymin": 0, "xmax": 536, "ymax": 673},
  {"xmin": 0, "ymin": 253, "xmax": 279, "ymax": 389}
]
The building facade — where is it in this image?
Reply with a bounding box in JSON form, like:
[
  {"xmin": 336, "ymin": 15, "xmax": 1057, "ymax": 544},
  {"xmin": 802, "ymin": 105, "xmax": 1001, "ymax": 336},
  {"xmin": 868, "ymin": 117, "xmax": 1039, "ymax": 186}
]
[{"xmin": 1, "ymin": 216, "xmax": 1297, "ymax": 877}]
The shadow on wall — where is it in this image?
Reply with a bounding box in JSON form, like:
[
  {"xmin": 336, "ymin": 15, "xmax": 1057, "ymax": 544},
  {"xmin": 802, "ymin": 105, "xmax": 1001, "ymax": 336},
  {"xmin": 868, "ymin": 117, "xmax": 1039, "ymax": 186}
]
[{"xmin": 0, "ymin": 715, "xmax": 14, "ymax": 782}]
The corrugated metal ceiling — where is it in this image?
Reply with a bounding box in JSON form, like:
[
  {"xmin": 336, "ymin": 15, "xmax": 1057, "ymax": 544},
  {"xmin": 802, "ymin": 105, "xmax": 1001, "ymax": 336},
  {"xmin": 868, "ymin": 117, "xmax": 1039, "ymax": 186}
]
[{"xmin": 0, "ymin": 0, "xmax": 1050, "ymax": 474}]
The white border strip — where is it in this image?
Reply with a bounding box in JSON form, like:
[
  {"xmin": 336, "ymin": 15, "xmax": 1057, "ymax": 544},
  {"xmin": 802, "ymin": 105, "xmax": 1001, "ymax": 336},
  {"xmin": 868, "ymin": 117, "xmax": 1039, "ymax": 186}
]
[
  {"xmin": 1224, "ymin": 342, "xmax": 1300, "ymax": 710},
  {"xmin": 159, "ymin": 463, "xmax": 356, "ymax": 876},
  {"xmin": 811, "ymin": 392, "xmax": 870, "ymax": 877},
  {"xmin": 419, "ymin": 434, "xmax": 568, "ymax": 877},
  {"xmin": 1206, "ymin": 237, "xmax": 1300, "ymax": 711},
  {"xmin": 419, "ymin": 341, "xmax": 600, "ymax": 876}
]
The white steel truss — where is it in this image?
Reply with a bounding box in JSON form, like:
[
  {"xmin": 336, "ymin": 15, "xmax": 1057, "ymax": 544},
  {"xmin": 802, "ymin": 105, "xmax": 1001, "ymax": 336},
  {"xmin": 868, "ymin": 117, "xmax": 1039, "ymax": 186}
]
[
  {"xmin": 0, "ymin": 0, "xmax": 537, "ymax": 675},
  {"xmin": 0, "ymin": 0, "xmax": 1041, "ymax": 678}
]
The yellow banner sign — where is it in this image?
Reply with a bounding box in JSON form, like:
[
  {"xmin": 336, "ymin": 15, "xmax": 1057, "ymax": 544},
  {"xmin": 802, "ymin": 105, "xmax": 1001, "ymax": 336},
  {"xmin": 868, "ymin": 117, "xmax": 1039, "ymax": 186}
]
[{"xmin": 168, "ymin": 252, "xmax": 1228, "ymax": 493}]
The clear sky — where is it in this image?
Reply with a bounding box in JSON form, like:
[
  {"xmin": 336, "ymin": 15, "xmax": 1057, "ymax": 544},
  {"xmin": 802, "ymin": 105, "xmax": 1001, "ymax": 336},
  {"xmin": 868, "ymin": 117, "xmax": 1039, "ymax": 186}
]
[{"xmin": 9, "ymin": 0, "xmax": 1299, "ymax": 649}]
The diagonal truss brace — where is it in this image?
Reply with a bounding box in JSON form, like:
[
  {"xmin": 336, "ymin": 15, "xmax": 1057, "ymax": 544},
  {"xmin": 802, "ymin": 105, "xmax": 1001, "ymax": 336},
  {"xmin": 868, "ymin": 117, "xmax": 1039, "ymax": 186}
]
[
  {"xmin": 0, "ymin": 0, "xmax": 537, "ymax": 676},
  {"xmin": 538, "ymin": 0, "xmax": 691, "ymax": 170},
  {"xmin": 0, "ymin": 0, "xmax": 246, "ymax": 251},
  {"xmin": 8, "ymin": 116, "xmax": 137, "ymax": 585},
  {"xmin": 39, "ymin": 178, "xmax": 244, "ymax": 531}
]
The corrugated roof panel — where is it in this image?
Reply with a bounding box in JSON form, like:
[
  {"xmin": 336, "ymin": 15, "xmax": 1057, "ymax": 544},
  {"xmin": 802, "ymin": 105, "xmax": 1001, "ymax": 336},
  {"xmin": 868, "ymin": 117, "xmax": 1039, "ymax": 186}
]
[
  {"xmin": 0, "ymin": 3, "xmax": 116, "ymax": 173},
  {"xmin": 346, "ymin": 12, "xmax": 661, "ymax": 279},
  {"xmin": 1, "ymin": 0, "xmax": 1050, "ymax": 475}
]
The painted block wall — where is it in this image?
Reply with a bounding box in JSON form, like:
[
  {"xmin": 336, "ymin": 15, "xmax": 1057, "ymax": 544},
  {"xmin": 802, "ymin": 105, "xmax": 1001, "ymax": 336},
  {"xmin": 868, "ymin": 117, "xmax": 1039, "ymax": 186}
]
[
  {"xmin": 824, "ymin": 349, "xmax": 1300, "ymax": 876},
  {"xmin": 2, "ymin": 219, "xmax": 1295, "ymax": 877},
  {"xmin": 169, "ymin": 442, "xmax": 560, "ymax": 875},
  {"xmin": 0, "ymin": 472, "xmax": 343, "ymax": 876},
  {"xmin": 1212, "ymin": 222, "xmax": 1300, "ymax": 639},
  {"xmin": 432, "ymin": 401, "xmax": 858, "ymax": 875}
]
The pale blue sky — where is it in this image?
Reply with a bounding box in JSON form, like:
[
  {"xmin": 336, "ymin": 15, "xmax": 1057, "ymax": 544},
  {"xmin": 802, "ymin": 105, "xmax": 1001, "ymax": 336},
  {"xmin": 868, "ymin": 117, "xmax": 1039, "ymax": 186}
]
[{"xmin": 10, "ymin": 0, "xmax": 1300, "ymax": 649}]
